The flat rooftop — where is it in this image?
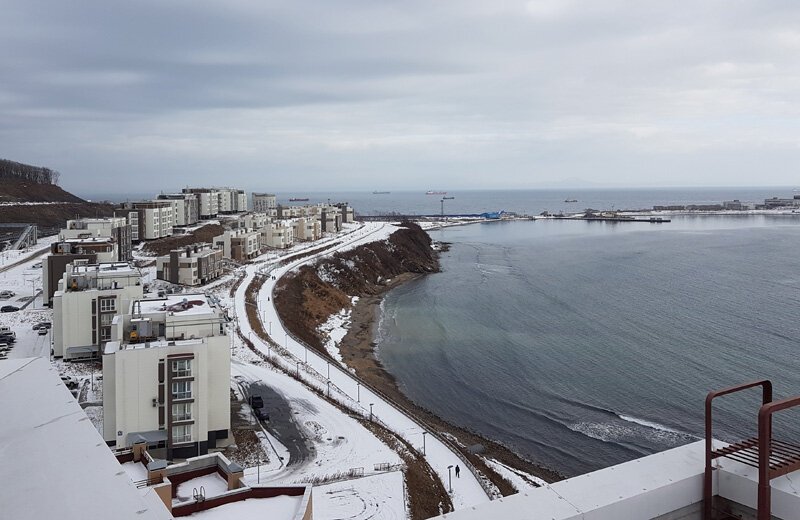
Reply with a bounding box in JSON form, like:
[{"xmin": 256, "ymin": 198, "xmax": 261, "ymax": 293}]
[
  {"xmin": 135, "ymin": 294, "xmax": 217, "ymax": 317},
  {"xmin": 71, "ymin": 262, "xmax": 139, "ymax": 275},
  {"xmin": 106, "ymin": 337, "xmax": 206, "ymax": 354},
  {"xmin": 0, "ymin": 358, "xmax": 171, "ymax": 520}
]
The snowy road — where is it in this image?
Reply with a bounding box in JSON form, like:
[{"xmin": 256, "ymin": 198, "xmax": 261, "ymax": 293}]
[{"xmin": 233, "ymin": 221, "xmax": 492, "ymax": 509}]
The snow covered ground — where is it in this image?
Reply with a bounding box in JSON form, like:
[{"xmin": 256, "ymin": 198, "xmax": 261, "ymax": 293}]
[
  {"xmin": 234, "ymin": 360, "xmax": 403, "ymax": 486},
  {"xmin": 187, "ymin": 495, "xmax": 302, "ymax": 520},
  {"xmin": 232, "ymin": 221, "xmax": 492, "ymax": 509},
  {"xmin": 317, "ymin": 296, "xmax": 357, "ymax": 366},
  {"xmin": 313, "ymin": 471, "xmax": 406, "ymax": 520},
  {"xmin": 175, "ymin": 473, "xmax": 230, "ymax": 503}
]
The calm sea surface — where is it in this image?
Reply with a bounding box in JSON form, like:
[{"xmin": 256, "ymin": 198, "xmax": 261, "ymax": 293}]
[{"xmin": 376, "ymin": 215, "xmax": 800, "ymax": 476}]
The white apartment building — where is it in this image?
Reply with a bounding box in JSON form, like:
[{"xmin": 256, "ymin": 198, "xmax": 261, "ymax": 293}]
[
  {"xmin": 157, "ymin": 193, "xmax": 199, "ymax": 227},
  {"xmin": 183, "ymin": 187, "xmax": 247, "ymax": 217},
  {"xmin": 289, "ymin": 216, "xmax": 320, "ymax": 242},
  {"xmin": 53, "ymin": 262, "xmax": 144, "ymax": 360},
  {"xmin": 60, "ymin": 217, "xmax": 133, "ymax": 261},
  {"xmin": 240, "ymin": 212, "xmax": 270, "ymax": 232},
  {"xmin": 116, "ymin": 201, "xmax": 174, "ymax": 241},
  {"xmin": 262, "ymin": 221, "xmax": 295, "ymax": 249},
  {"xmin": 252, "ymin": 193, "xmax": 277, "ymax": 216},
  {"xmin": 156, "ymin": 244, "xmax": 224, "ymax": 286},
  {"xmin": 213, "ymin": 229, "xmax": 261, "ymax": 262},
  {"xmin": 102, "ymin": 294, "xmax": 230, "ymax": 459}
]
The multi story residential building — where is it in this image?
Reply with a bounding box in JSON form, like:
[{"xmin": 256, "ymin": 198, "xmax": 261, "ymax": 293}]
[
  {"xmin": 156, "ymin": 193, "xmax": 199, "ymax": 227},
  {"xmin": 263, "ymin": 221, "xmax": 295, "ymax": 249},
  {"xmin": 240, "ymin": 212, "xmax": 270, "ymax": 232},
  {"xmin": 102, "ymin": 294, "xmax": 231, "ymax": 459},
  {"xmin": 321, "ymin": 206, "xmax": 342, "ymax": 233},
  {"xmin": 183, "ymin": 187, "xmax": 247, "ymax": 217},
  {"xmin": 252, "ymin": 193, "xmax": 277, "ymax": 216},
  {"xmin": 156, "ymin": 244, "xmax": 224, "ymax": 286},
  {"xmin": 52, "ymin": 261, "xmax": 144, "ymax": 360},
  {"xmin": 116, "ymin": 201, "xmax": 174, "ymax": 241},
  {"xmin": 332, "ymin": 203, "xmax": 355, "ymax": 223},
  {"xmin": 213, "ymin": 229, "xmax": 261, "ymax": 262},
  {"xmin": 44, "ymin": 238, "xmax": 118, "ymax": 306},
  {"xmin": 289, "ymin": 216, "xmax": 320, "ymax": 242},
  {"xmin": 61, "ymin": 217, "xmax": 133, "ymax": 261}
]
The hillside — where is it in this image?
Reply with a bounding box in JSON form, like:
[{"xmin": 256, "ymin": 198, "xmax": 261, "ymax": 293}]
[
  {"xmin": 0, "ymin": 159, "xmax": 115, "ymax": 234},
  {"xmin": 0, "ymin": 178, "xmax": 86, "ymax": 203}
]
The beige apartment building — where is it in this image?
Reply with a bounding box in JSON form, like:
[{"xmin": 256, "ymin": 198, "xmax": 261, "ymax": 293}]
[
  {"xmin": 252, "ymin": 193, "xmax": 277, "ymax": 216},
  {"xmin": 102, "ymin": 294, "xmax": 231, "ymax": 459},
  {"xmin": 156, "ymin": 244, "xmax": 224, "ymax": 286},
  {"xmin": 52, "ymin": 262, "xmax": 144, "ymax": 360},
  {"xmin": 262, "ymin": 221, "xmax": 295, "ymax": 249},
  {"xmin": 290, "ymin": 216, "xmax": 321, "ymax": 241},
  {"xmin": 213, "ymin": 228, "xmax": 261, "ymax": 262}
]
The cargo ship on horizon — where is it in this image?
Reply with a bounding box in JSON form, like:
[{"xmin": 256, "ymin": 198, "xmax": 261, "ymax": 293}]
[{"xmin": 426, "ymin": 190, "xmax": 446, "ymax": 195}]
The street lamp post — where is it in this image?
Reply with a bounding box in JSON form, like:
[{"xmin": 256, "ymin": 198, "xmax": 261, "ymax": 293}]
[
  {"xmin": 327, "ymin": 379, "xmax": 330, "ymax": 397},
  {"xmin": 269, "ymin": 321, "xmax": 272, "ymax": 335},
  {"xmin": 296, "ymin": 361, "xmax": 300, "ymax": 376},
  {"xmin": 447, "ymin": 465, "xmax": 453, "ymax": 493},
  {"xmin": 369, "ymin": 403, "xmax": 374, "ymax": 422},
  {"xmin": 327, "ymin": 362, "xmax": 330, "ymax": 380},
  {"xmin": 357, "ymin": 382, "xmax": 360, "ymax": 403},
  {"xmin": 304, "ymin": 346, "xmax": 308, "ymax": 364},
  {"xmin": 422, "ymin": 431, "xmax": 427, "ymax": 456}
]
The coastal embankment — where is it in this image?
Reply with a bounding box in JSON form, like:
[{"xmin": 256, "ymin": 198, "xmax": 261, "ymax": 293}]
[{"xmin": 273, "ymin": 221, "xmax": 563, "ymax": 496}]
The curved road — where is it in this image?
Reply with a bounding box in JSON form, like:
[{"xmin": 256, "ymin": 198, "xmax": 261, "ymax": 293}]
[{"xmin": 234, "ymin": 222, "xmax": 491, "ymax": 509}]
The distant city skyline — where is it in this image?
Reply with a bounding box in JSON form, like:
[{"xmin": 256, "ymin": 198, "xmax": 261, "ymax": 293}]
[{"xmin": 2, "ymin": 1, "xmax": 799, "ymax": 195}]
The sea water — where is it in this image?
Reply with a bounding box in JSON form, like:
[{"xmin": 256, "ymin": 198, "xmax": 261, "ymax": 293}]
[{"xmin": 375, "ymin": 215, "xmax": 800, "ymax": 476}]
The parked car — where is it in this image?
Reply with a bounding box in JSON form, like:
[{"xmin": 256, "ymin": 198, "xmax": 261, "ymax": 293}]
[
  {"xmin": 249, "ymin": 395, "xmax": 264, "ymax": 409},
  {"xmin": 254, "ymin": 408, "xmax": 270, "ymax": 422},
  {"xmin": 0, "ymin": 343, "xmax": 10, "ymax": 352},
  {"xmin": 32, "ymin": 262, "xmax": 42, "ymax": 269},
  {"xmin": 32, "ymin": 322, "xmax": 51, "ymax": 330},
  {"xmin": 37, "ymin": 327, "xmax": 48, "ymax": 336},
  {"xmin": 0, "ymin": 327, "xmax": 15, "ymax": 341},
  {"xmin": 1, "ymin": 305, "xmax": 19, "ymax": 312},
  {"xmin": 0, "ymin": 290, "xmax": 15, "ymax": 299},
  {"xmin": 60, "ymin": 376, "xmax": 79, "ymax": 390}
]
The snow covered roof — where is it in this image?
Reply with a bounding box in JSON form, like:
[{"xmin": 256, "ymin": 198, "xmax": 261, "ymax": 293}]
[
  {"xmin": 71, "ymin": 262, "xmax": 139, "ymax": 276},
  {"xmin": 135, "ymin": 294, "xmax": 217, "ymax": 317},
  {"xmin": 0, "ymin": 357, "xmax": 172, "ymax": 520}
]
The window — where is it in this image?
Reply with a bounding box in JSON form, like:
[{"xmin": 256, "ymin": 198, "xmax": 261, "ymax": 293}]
[
  {"xmin": 172, "ymin": 403, "xmax": 192, "ymax": 422},
  {"xmin": 172, "ymin": 380, "xmax": 191, "ymax": 400},
  {"xmin": 99, "ymin": 298, "xmax": 115, "ymax": 312},
  {"xmin": 100, "ymin": 314, "xmax": 113, "ymax": 326},
  {"xmin": 172, "ymin": 359, "xmax": 191, "ymax": 378},
  {"xmin": 100, "ymin": 328, "xmax": 111, "ymax": 341},
  {"xmin": 172, "ymin": 424, "xmax": 191, "ymax": 443}
]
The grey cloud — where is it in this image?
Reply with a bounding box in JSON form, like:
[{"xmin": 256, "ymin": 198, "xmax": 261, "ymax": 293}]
[{"xmin": 1, "ymin": 0, "xmax": 799, "ymax": 195}]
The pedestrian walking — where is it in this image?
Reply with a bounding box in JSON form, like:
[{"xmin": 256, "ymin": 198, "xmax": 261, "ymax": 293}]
[{"xmin": 455, "ymin": 464, "xmax": 460, "ymax": 478}]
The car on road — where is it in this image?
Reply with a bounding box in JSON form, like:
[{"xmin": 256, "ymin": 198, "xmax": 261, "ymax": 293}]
[
  {"xmin": 254, "ymin": 408, "xmax": 270, "ymax": 422},
  {"xmin": 32, "ymin": 322, "xmax": 51, "ymax": 330},
  {"xmin": 0, "ymin": 327, "xmax": 15, "ymax": 341},
  {"xmin": 0, "ymin": 291, "xmax": 15, "ymax": 299},
  {"xmin": 37, "ymin": 327, "xmax": 48, "ymax": 336},
  {"xmin": 1, "ymin": 305, "xmax": 19, "ymax": 312},
  {"xmin": 0, "ymin": 343, "xmax": 11, "ymax": 352},
  {"xmin": 249, "ymin": 395, "xmax": 264, "ymax": 409}
]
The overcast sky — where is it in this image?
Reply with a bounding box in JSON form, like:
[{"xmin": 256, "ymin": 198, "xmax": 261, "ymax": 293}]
[{"xmin": 1, "ymin": 1, "xmax": 799, "ymax": 196}]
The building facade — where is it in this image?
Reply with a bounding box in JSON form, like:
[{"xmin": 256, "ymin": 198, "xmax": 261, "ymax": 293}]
[
  {"xmin": 157, "ymin": 193, "xmax": 199, "ymax": 227},
  {"xmin": 156, "ymin": 244, "xmax": 224, "ymax": 286},
  {"xmin": 52, "ymin": 262, "xmax": 144, "ymax": 360},
  {"xmin": 102, "ymin": 294, "xmax": 230, "ymax": 459},
  {"xmin": 252, "ymin": 193, "xmax": 277, "ymax": 215}
]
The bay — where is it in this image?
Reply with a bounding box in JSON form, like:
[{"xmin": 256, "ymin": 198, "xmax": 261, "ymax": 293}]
[{"xmin": 376, "ymin": 215, "xmax": 800, "ymax": 476}]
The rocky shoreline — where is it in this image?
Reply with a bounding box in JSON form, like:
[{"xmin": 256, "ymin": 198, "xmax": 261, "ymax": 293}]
[{"xmin": 273, "ymin": 221, "xmax": 563, "ymax": 497}]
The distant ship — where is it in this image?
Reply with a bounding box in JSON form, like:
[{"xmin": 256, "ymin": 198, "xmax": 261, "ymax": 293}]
[
  {"xmin": 442, "ymin": 196, "xmax": 455, "ymax": 200},
  {"xmin": 289, "ymin": 198, "xmax": 309, "ymax": 202},
  {"xmin": 426, "ymin": 191, "xmax": 446, "ymax": 195},
  {"xmin": 564, "ymin": 199, "xmax": 578, "ymax": 203},
  {"xmin": 372, "ymin": 191, "xmax": 391, "ymax": 194}
]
